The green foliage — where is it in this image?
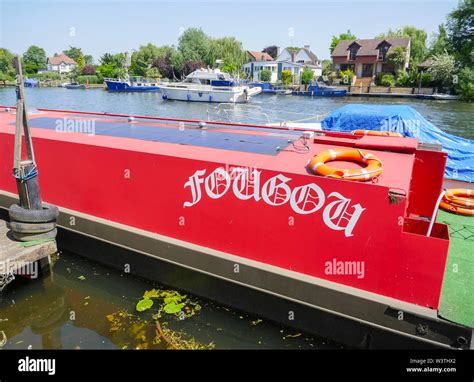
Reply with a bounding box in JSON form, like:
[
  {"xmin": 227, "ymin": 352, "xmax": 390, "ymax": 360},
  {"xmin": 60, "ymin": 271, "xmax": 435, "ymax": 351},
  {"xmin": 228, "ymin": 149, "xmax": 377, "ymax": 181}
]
[
  {"xmin": 0, "ymin": 48, "xmax": 15, "ymax": 77},
  {"xmin": 301, "ymin": 66, "xmax": 314, "ymax": 85},
  {"xmin": 330, "ymin": 30, "xmax": 357, "ymax": 54},
  {"xmin": 207, "ymin": 37, "xmax": 247, "ymax": 70},
  {"xmin": 281, "ymin": 69, "xmax": 292, "ymax": 85},
  {"xmin": 429, "ymin": 24, "xmax": 449, "ymax": 56},
  {"xmin": 428, "ymin": 52, "xmax": 457, "ymax": 90},
  {"xmin": 455, "ymin": 66, "xmax": 474, "ymax": 102},
  {"xmin": 36, "ymin": 71, "xmax": 61, "ymax": 81},
  {"xmin": 84, "ymin": 55, "xmax": 94, "ymax": 65},
  {"xmin": 130, "ymin": 44, "xmax": 161, "ymax": 76},
  {"xmin": 63, "ymin": 46, "xmax": 84, "ymax": 63},
  {"xmin": 259, "ymin": 68, "xmax": 271, "ymax": 82},
  {"xmin": 386, "ymin": 46, "xmax": 407, "ymax": 68},
  {"xmin": 446, "ymin": 0, "xmax": 474, "ymax": 67},
  {"xmin": 76, "ymin": 55, "xmax": 85, "ymax": 70},
  {"xmin": 339, "ymin": 68, "xmax": 354, "ymax": 85},
  {"xmin": 145, "ymin": 66, "xmax": 160, "ymax": 79},
  {"xmin": 420, "ymin": 71, "xmax": 432, "ymax": 87},
  {"xmin": 178, "ymin": 28, "xmax": 210, "ymax": 63},
  {"xmin": 136, "ymin": 298, "xmax": 154, "ymax": 312},
  {"xmin": 380, "ymin": 73, "xmax": 395, "ymax": 86},
  {"xmin": 396, "ymin": 70, "xmax": 410, "ymax": 86},
  {"xmin": 97, "ymin": 52, "xmax": 128, "ymax": 78},
  {"xmin": 377, "ymin": 26, "xmax": 427, "ymax": 66},
  {"xmin": 23, "ymin": 45, "xmax": 47, "ymax": 74},
  {"xmin": 322, "ymin": 59, "xmax": 333, "ymax": 76},
  {"xmin": 76, "ymin": 75, "xmax": 101, "ymax": 84}
]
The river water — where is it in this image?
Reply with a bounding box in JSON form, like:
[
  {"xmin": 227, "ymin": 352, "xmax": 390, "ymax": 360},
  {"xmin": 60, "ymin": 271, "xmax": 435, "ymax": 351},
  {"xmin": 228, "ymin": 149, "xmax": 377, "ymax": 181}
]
[
  {"xmin": 0, "ymin": 87, "xmax": 472, "ymax": 139},
  {"xmin": 0, "ymin": 87, "xmax": 471, "ymax": 349}
]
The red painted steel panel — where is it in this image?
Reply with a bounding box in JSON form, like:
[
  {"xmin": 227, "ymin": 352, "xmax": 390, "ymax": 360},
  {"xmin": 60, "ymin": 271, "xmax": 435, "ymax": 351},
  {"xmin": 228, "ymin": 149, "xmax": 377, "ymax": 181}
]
[{"xmin": 0, "ymin": 110, "xmax": 450, "ymax": 309}]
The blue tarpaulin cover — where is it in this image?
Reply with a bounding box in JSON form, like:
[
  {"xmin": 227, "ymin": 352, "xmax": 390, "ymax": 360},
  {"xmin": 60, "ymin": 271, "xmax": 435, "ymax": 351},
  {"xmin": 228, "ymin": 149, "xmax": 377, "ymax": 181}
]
[{"xmin": 321, "ymin": 104, "xmax": 473, "ymax": 183}]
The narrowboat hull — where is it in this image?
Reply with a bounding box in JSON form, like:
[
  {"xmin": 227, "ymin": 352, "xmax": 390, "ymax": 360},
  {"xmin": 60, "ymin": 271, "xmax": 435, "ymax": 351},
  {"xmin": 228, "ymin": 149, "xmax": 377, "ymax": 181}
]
[{"xmin": 0, "ymin": 106, "xmax": 471, "ymax": 349}]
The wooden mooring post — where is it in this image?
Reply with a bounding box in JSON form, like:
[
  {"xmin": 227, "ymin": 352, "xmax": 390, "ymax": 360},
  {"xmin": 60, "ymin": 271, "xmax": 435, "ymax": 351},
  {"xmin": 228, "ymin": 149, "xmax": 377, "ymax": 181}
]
[{"xmin": 0, "ymin": 56, "xmax": 58, "ymax": 292}]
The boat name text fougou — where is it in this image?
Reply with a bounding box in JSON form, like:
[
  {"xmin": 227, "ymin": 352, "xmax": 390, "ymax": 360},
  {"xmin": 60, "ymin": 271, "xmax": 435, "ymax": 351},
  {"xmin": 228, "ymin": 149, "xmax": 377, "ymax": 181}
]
[{"xmin": 183, "ymin": 167, "xmax": 365, "ymax": 237}]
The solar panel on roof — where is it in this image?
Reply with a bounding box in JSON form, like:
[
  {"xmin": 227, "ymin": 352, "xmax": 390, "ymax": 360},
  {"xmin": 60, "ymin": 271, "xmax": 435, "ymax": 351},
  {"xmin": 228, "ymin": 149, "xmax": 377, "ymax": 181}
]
[{"xmin": 23, "ymin": 117, "xmax": 290, "ymax": 156}]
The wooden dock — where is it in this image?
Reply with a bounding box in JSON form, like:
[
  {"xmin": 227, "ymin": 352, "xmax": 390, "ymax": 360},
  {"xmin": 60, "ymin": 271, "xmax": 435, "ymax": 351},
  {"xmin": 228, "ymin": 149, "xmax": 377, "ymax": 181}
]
[{"xmin": 0, "ymin": 218, "xmax": 57, "ymax": 288}]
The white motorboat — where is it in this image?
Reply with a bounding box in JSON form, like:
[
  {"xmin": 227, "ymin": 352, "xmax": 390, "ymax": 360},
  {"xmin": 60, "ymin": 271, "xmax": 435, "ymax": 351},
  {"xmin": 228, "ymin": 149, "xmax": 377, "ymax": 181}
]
[{"xmin": 160, "ymin": 69, "xmax": 261, "ymax": 103}]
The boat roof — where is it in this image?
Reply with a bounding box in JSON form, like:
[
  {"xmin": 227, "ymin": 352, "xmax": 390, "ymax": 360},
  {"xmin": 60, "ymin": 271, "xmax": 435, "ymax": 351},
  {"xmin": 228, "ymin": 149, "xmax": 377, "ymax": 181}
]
[
  {"xmin": 0, "ymin": 107, "xmax": 421, "ymax": 192},
  {"xmin": 186, "ymin": 69, "xmax": 231, "ymax": 80}
]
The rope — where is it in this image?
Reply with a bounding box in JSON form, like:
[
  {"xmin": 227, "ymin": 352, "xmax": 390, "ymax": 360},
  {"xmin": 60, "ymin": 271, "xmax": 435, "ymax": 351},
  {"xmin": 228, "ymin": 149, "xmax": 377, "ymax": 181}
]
[
  {"xmin": 12, "ymin": 165, "xmax": 38, "ymax": 181},
  {"xmin": 278, "ymin": 113, "xmax": 327, "ymax": 125}
]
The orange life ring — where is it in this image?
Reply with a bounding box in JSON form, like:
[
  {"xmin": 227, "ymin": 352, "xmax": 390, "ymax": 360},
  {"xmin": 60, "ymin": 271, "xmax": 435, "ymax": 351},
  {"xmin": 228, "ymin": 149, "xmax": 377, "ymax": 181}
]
[
  {"xmin": 444, "ymin": 188, "xmax": 473, "ymax": 208},
  {"xmin": 352, "ymin": 130, "xmax": 403, "ymax": 138},
  {"xmin": 440, "ymin": 200, "xmax": 474, "ymax": 216},
  {"xmin": 308, "ymin": 148, "xmax": 383, "ymax": 182}
]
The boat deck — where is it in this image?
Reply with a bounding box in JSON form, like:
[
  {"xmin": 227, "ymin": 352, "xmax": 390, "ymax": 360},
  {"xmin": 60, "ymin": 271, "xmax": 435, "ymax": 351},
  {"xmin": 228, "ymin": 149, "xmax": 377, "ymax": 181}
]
[
  {"xmin": 438, "ymin": 210, "xmax": 474, "ymax": 328},
  {"xmin": 0, "ymin": 108, "xmax": 417, "ymax": 192}
]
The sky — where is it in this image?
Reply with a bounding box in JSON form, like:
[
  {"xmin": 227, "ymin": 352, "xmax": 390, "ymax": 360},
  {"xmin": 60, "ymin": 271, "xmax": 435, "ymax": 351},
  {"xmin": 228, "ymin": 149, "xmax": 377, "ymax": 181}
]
[{"xmin": 0, "ymin": 0, "xmax": 460, "ymax": 62}]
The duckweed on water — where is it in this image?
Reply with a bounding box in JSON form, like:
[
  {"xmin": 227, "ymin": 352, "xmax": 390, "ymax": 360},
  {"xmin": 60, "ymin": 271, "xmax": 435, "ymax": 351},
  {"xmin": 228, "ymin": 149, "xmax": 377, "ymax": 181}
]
[{"xmin": 106, "ymin": 289, "xmax": 213, "ymax": 350}]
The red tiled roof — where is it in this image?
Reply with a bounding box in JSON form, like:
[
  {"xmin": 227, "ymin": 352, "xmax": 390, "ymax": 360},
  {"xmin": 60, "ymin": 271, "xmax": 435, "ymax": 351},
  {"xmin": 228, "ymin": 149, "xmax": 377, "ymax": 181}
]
[
  {"xmin": 247, "ymin": 51, "xmax": 273, "ymax": 61},
  {"xmin": 47, "ymin": 54, "xmax": 77, "ymax": 65},
  {"xmin": 331, "ymin": 38, "xmax": 410, "ymax": 57}
]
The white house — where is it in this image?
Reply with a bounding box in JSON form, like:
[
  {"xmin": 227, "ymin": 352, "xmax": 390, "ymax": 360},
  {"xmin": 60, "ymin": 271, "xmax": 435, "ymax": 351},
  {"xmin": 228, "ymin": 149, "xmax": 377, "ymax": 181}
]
[
  {"xmin": 242, "ymin": 46, "xmax": 322, "ymax": 83},
  {"xmin": 46, "ymin": 54, "xmax": 77, "ymax": 74}
]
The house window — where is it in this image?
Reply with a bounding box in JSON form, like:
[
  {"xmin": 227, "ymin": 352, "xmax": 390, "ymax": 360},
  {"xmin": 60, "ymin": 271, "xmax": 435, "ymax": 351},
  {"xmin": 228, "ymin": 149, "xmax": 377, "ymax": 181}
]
[
  {"xmin": 378, "ymin": 45, "xmax": 390, "ymax": 60},
  {"xmin": 349, "ymin": 47, "xmax": 358, "ymax": 61}
]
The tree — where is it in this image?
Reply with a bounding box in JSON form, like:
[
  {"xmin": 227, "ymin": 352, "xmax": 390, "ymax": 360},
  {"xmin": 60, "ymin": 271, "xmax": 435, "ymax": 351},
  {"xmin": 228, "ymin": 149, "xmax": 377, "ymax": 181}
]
[
  {"xmin": 82, "ymin": 65, "xmax": 96, "ymax": 75},
  {"xmin": 428, "ymin": 52, "xmax": 457, "ymax": 91},
  {"xmin": 182, "ymin": 60, "xmax": 205, "ymax": 76},
  {"xmin": 301, "ymin": 66, "xmax": 314, "ymax": 84},
  {"xmin": 281, "ymin": 70, "xmax": 292, "ymax": 85},
  {"xmin": 0, "ymin": 48, "xmax": 15, "ymax": 84},
  {"xmin": 376, "ymin": 26, "xmax": 427, "ymax": 67},
  {"xmin": 130, "ymin": 44, "xmax": 162, "ymax": 76},
  {"xmin": 262, "ymin": 46, "xmax": 279, "ymax": 59},
  {"xmin": 455, "ymin": 66, "xmax": 474, "ymax": 101},
  {"xmin": 429, "ymin": 24, "xmax": 448, "ymax": 56},
  {"xmin": 386, "ymin": 46, "xmax": 407, "ymax": 69},
  {"xmin": 76, "ymin": 55, "xmax": 85, "ymax": 70},
  {"xmin": 23, "ymin": 45, "xmax": 46, "ymax": 74},
  {"xmin": 260, "ymin": 68, "xmax": 271, "ymax": 82},
  {"xmin": 97, "ymin": 53, "xmax": 127, "ymax": 79},
  {"xmin": 178, "ymin": 28, "xmax": 210, "ymax": 63},
  {"xmin": 380, "ymin": 73, "xmax": 395, "ymax": 86},
  {"xmin": 63, "ymin": 46, "xmax": 84, "ymax": 62},
  {"xmin": 446, "ymin": 0, "xmax": 474, "ymax": 67},
  {"xmin": 330, "ymin": 30, "xmax": 357, "ymax": 54},
  {"xmin": 146, "ymin": 66, "xmax": 160, "ymax": 79},
  {"xmin": 206, "ymin": 37, "xmax": 246, "ymax": 70},
  {"xmin": 84, "ymin": 55, "xmax": 94, "ymax": 65}
]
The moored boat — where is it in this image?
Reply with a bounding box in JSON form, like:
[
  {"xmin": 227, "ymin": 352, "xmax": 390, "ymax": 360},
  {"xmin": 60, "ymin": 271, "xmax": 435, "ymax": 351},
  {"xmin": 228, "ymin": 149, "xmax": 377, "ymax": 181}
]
[
  {"xmin": 105, "ymin": 76, "xmax": 161, "ymax": 92},
  {"xmin": 160, "ymin": 69, "xmax": 262, "ymax": 103},
  {"xmin": 0, "ymin": 105, "xmax": 472, "ymax": 349},
  {"xmin": 251, "ymin": 82, "xmax": 292, "ymax": 95},
  {"xmin": 65, "ymin": 82, "xmax": 87, "ymax": 89},
  {"xmin": 293, "ymin": 81, "xmax": 347, "ymax": 97}
]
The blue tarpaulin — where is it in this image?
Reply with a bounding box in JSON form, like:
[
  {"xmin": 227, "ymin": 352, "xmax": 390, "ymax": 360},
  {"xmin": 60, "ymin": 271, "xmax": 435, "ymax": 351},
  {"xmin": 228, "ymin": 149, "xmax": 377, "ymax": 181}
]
[{"xmin": 321, "ymin": 104, "xmax": 473, "ymax": 183}]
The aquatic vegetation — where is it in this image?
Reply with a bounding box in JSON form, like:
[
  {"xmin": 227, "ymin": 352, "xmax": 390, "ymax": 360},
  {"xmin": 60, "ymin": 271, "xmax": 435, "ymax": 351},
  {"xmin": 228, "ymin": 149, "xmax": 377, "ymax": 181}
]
[{"xmin": 107, "ymin": 288, "xmax": 212, "ymax": 350}]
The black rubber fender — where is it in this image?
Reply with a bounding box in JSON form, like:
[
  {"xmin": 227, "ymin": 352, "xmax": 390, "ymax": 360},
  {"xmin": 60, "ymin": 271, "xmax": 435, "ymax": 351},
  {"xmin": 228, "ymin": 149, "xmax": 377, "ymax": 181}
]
[
  {"xmin": 8, "ymin": 221, "xmax": 56, "ymax": 234},
  {"xmin": 12, "ymin": 228, "xmax": 57, "ymax": 242},
  {"xmin": 9, "ymin": 204, "xmax": 59, "ymax": 223}
]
